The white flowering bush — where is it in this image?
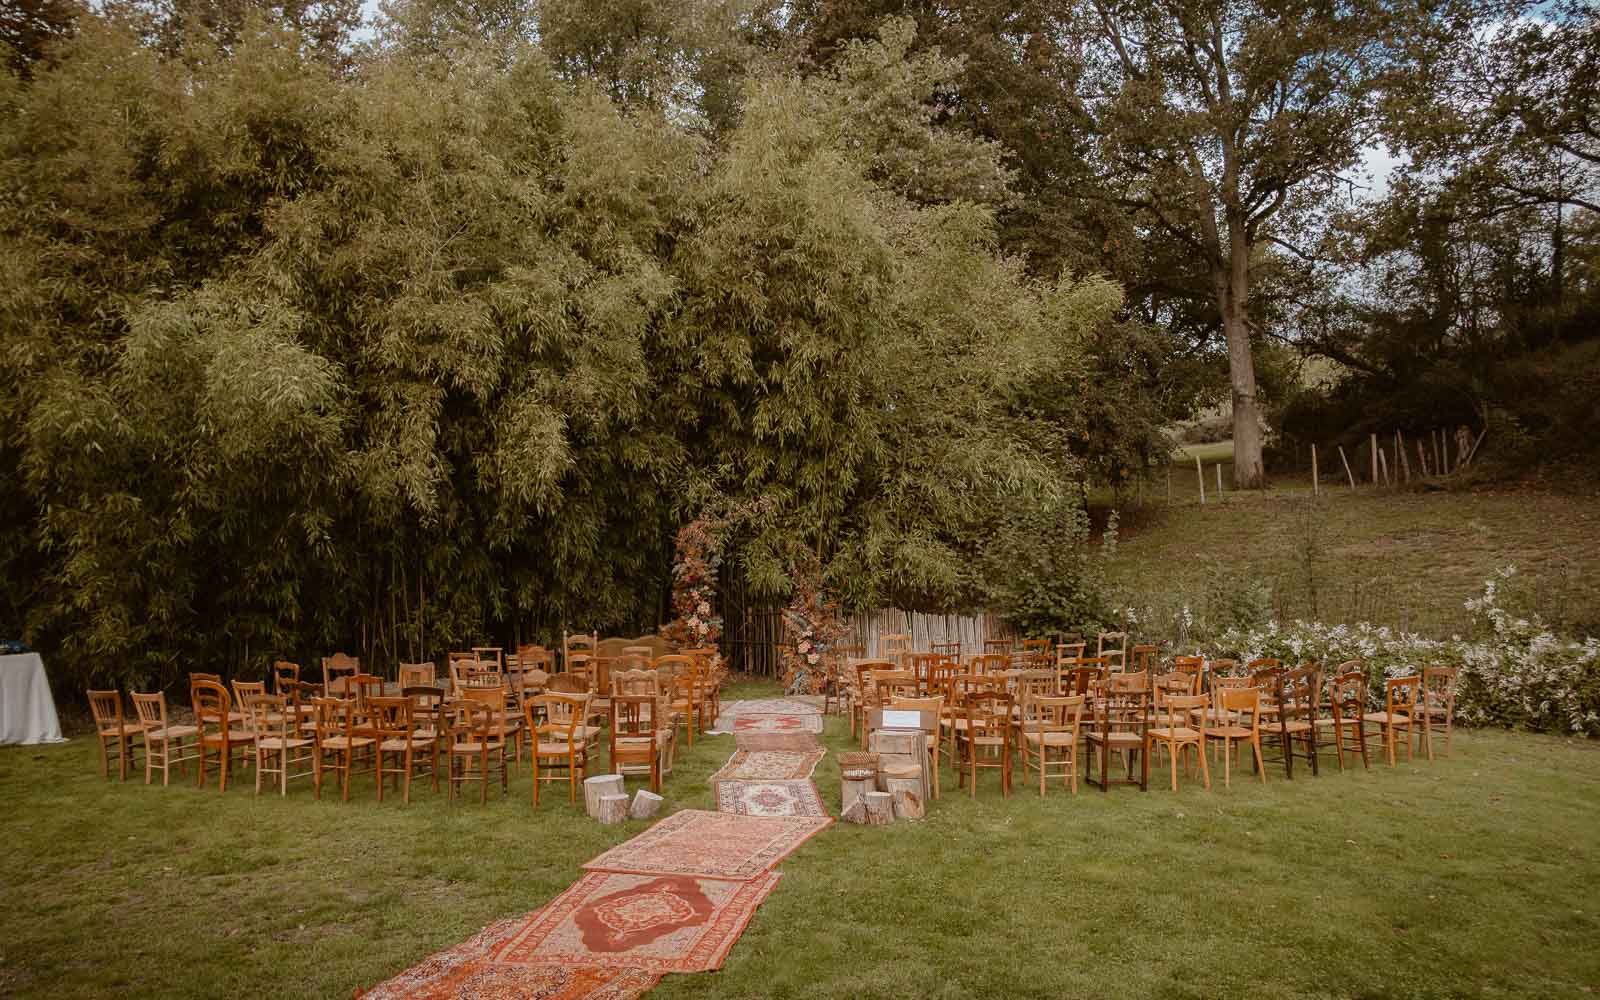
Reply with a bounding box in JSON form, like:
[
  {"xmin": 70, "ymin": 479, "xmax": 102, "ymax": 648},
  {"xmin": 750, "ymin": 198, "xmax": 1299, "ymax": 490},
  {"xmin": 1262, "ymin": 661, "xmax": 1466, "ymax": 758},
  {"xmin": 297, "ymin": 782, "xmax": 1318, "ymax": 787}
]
[{"xmin": 1209, "ymin": 568, "xmax": 1600, "ymax": 736}]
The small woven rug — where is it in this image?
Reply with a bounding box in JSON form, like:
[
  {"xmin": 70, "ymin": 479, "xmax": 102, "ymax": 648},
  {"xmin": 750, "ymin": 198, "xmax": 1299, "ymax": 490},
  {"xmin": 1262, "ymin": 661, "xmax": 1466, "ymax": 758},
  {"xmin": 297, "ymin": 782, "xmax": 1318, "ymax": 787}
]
[
  {"xmin": 716, "ymin": 779, "xmax": 829, "ymax": 818},
  {"xmin": 358, "ymin": 918, "xmax": 659, "ymax": 1000},
  {"xmin": 734, "ymin": 732, "xmax": 823, "ymax": 752},
  {"xmin": 710, "ymin": 748, "xmax": 826, "ymax": 781},
  {"xmin": 493, "ymin": 871, "xmax": 782, "ymax": 975},
  {"xmin": 583, "ymin": 809, "xmax": 831, "ymax": 881},
  {"xmin": 732, "ymin": 713, "xmax": 824, "ymax": 734}
]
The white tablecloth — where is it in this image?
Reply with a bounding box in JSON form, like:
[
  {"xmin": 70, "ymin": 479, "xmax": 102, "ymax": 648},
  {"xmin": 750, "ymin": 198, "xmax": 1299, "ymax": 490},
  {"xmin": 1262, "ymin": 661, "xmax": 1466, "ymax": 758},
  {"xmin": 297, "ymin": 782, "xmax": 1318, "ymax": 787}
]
[{"xmin": 0, "ymin": 653, "xmax": 66, "ymax": 745}]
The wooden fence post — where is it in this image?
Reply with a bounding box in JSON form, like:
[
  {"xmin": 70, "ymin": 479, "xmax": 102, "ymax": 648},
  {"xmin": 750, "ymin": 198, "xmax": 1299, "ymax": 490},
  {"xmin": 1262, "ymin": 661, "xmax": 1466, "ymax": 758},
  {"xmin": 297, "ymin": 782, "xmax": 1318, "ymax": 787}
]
[
  {"xmin": 1195, "ymin": 454, "xmax": 1205, "ymax": 504},
  {"xmin": 1397, "ymin": 430, "xmax": 1411, "ymax": 482},
  {"xmin": 1370, "ymin": 433, "xmax": 1378, "ymax": 485},
  {"xmin": 1312, "ymin": 443, "xmax": 1319, "ymax": 496},
  {"xmin": 1215, "ymin": 463, "xmax": 1222, "ymax": 496},
  {"xmin": 1338, "ymin": 445, "xmax": 1356, "ymax": 490}
]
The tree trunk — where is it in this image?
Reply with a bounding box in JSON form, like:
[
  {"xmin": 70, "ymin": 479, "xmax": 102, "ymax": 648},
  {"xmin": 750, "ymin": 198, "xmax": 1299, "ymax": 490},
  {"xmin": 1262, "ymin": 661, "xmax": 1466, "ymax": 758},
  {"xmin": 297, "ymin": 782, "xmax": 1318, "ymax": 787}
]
[{"xmin": 1220, "ymin": 255, "xmax": 1265, "ymax": 489}]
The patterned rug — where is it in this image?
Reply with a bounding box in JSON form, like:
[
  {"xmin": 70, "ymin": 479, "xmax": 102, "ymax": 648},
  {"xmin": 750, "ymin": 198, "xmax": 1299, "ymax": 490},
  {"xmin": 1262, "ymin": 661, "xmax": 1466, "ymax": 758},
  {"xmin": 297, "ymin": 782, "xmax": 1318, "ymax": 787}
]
[
  {"xmin": 493, "ymin": 871, "xmax": 782, "ymax": 975},
  {"xmin": 358, "ymin": 919, "xmax": 660, "ymax": 1000},
  {"xmin": 710, "ymin": 748, "xmax": 826, "ymax": 781},
  {"xmin": 734, "ymin": 732, "xmax": 824, "ymax": 752},
  {"xmin": 732, "ymin": 713, "xmax": 824, "ymax": 735},
  {"xmin": 583, "ymin": 809, "xmax": 831, "ymax": 881},
  {"xmin": 716, "ymin": 780, "xmax": 830, "ymax": 818}
]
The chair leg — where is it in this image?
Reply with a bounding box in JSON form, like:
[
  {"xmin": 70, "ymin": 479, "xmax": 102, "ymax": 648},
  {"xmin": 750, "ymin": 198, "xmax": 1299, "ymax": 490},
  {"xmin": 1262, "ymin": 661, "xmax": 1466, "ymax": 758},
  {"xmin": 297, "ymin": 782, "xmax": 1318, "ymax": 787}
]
[{"xmin": 1253, "ymin": 737, "xmax": 1266, "ymax": 782}]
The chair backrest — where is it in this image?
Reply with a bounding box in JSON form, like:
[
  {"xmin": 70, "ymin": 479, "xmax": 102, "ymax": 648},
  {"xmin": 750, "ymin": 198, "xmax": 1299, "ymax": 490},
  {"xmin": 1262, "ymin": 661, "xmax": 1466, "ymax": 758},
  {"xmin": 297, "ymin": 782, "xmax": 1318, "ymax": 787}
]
[
  {"xmin": 1328, "ymin": 666, "xmax": 1366, "ymax": 721},
  {"xmin": 533, "ymin": 692, "xmax": 589, "ymax": 738},
  {"xmin": 459, "ymin": 685, "xmax": 507, "ymax": 738},
  {"xmin": 1172, "ymin": 655, "xmax": 1205, "ymax": 692},
  {"xmin": 470, "ymin": 647, "xmax": 504, "ymax": 671},
  {"xmin": 1249, "ymin": 664, "xmax": 1283, "ymax": 703},
  {"xmin": 982, "ymin": 637, "xmax": 1014, "ymax": 656},
  {"xmin": 245, "ymin": 693, "xmax": 291, "ymax": 742},
  {"xmin": 888, "ymin": 694, "xmax": 942, "ymax": 715},
  {"xmin": 589, "ymin": 656, "xmax": 615, "ymax": 698},
  {"xmin": 1013, "ymin": 669, "xmax": 1057, "ymax": 701},
  {"xmin": 564, "ymin": 631, "xmax": 598, "ymax": 668},
  {"xmin": 271, "ymin": 661, "xmax": 301, "ymax": 694},
  {"xmin": 609, "ymin": 694, "xmax": 658, "ymax": 740},
  {"xmin": 871, "ymin": 670, "xmax": 919, "ymax": 703},
  {"xmin": 971, "ymin": 653, "xmax": 1010, "ymax": 675},
  {"xmin": 547, "ymin": 672, "xmax": 586, "ymax": 694},
  {"xmin": 1207, "ymin": 658, "xmax": 1240, "ymax": 680},
  {"xmin": 596, "ymin": 637, "xmax": 632, "ymax": 659},
  {"xmin": 398, "ymin": 662, "xmax": 436, "ymax": 689},
  {"xmin": 1056, "ymin": 642, "xmax": 1086, "ymax": 667},
  {"xmin": 309, "ymin": 696, "xmax": 356, "ymax": 740},
  {"xmin": 1021, "ymin": 638, "xmax": 1051, "ymax": 656},
  {"xmin": 1097, "ymin": 630, "xmax": 1128, "ymax": 661},
  {"xmin": 130, "ymin": 691, "xmax": 168, "ymax": 731},
  {"xmin": 1066, "ymin": 663, "xmax": 1107, "ymax": 697},
  {"xmin": 87, "ymin": 689, "xmax": 126, "ymax": 731},
  {"xmin": 402, "ymin": 685, "xmax": 445, "ymax": 731},
  {"xmin": 1422, "ymin": 666, "xmax": 1457, "ymax": 709},
  {"xmin": 880, "ymin": 633, "xmax": 913, "ymax": 659},
  {"xmin": 1152, "ymin": 671, "xmax": 1193, "ymax": 702},
  {"xmin": 1385, "ymin": 675, "xmax": 1420, "ymax": 717},
  {"xmin": 322, "ymin": 653, "xmax": 360, "ymax": 694},
  {"xmin": 349, "ymin": 673, "xmax": 384, "ymax": 707},
  {"xmin": 231, "ymin": 680, "xmax": 267, "ymax": 711},
  {"xmin": 1025, "ymin": 692, "xmax": 1085, "ymax": 733},
  {"xmin": 191, "ymin": 679, "xmax": 232, "ymax": 733},
  {"xmin": 366, "ymin": 696, "xmax": 413, "ymax": 743},
  {"xmin": 1220, "ymin": 687, "xmax": 1261, "ymax": 733},
  {"xmin": 930, "ymin": 640, "xmax": 961, "ymax": 662},
  {"xmin": 1159, "ymin": 693, "xmax": 1208, "ymax": 733},
  {"xmin": 613, "ymin": 668, "xmax": 665, "ymax": 698},
  {"xmin": 1245, "ymin": 657, "xmax": 1281, "ymax": 673},
  {"xmin": 1130, "ymin": 644, "xmax": 1159, "ymax": 674},
  {"xmin": 962, "ymin": 687, "xmax": 1013, "ymax": 739},
  {"xmin": 1278, "ymin": 665, "xmax": 1321, "ymax": 727}
]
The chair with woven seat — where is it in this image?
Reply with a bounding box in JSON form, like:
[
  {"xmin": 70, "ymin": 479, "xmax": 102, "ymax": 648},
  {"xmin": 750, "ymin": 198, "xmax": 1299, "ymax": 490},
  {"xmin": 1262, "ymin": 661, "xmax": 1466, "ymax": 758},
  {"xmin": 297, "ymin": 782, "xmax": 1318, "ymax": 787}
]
[
  {"xmin": 1097, "ymin": 631, "xmax": 1128, "ymax": 671},
  {"xmin": 88, "ymin": 689, "xmax": 143, "ymax": 781},
  {"xmin": 529, "ymin": 692, "xmax": 592, "ymax": 806},
  {"xmin": 310, "ymin": 696, "xmax": 375, "ymax": 800},
  {"xmin": 872, "ymin": 669, "xmax": 920, "ymax": 704},
  {"xmin": 1418, "ymin": 666, "xmax": 1457, "ymax": 759},
  {"xmin": 1086, "ymin": 673, "xmax": 1151, "ymax": 791},
  {"xmin": 191, "ymin": 679, "xmax": 253, "ymax": 792},
  {"xmin": 1317, "ymin": 665, "xmax": 1369, "ymax": 771},
  {"xmin": 1148, "ymin": 692, "xmax": 1210, "ymax": 791},
  {"xmin": 1364, "ymin": 675, "xmax": 1420, "ymax": 767},
  {"xmin": 1263, "ymin": 665, "xmax": 1321, "ymax": 779},
  {"xmin": 1019, "ymin": 691, "xmax": 1085, "ymax": 796},
  {"xmin": 397, "ymin": 662, "xmax": 437, "ymax": 690},
  {"xmin": 1204, "ymin": 687, "xmax": 1266, "ymax": 786},
  {"xmin": 661, "ymin": 656, "xmax": 706, "ymax": 747},
  {"xmin": 368, "ymin": 695, "xmax": 438, "ymax": 803},
  {"xmin": 448, "ymin": 689, "xmax": 509, "ymax": 803},
  {"xmin": 230, "ymin": 680, "xmax": 270, "ymax": 735},
  {"xmin": 957, "ymin": 687, "xmax": 1014, "ymax": 797},
  {"xmin": 614, "ymin": 668, "xmax": 676, "ymax": 771},
  {"xmin": 970, "ymin": 653, "xmax": 1011, "ymax": 676},
  {"xmin": 610, "ymin": 694, "xmax": 666, "ymax": 792},
  {"xmin": 247, "ymin": 693, "xmax": 314, "ymax": 796},
  {"xmin": 130, "ymin": 691, "xmax": 198, "ymax": 786}
]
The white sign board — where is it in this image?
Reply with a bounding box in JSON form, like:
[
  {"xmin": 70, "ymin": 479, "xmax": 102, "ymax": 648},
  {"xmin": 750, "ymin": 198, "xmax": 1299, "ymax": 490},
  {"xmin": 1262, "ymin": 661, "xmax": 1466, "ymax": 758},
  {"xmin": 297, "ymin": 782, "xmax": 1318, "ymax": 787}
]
[{"xmin": 880, "ymin": 710, "xmax": 923, "ymax": 729}]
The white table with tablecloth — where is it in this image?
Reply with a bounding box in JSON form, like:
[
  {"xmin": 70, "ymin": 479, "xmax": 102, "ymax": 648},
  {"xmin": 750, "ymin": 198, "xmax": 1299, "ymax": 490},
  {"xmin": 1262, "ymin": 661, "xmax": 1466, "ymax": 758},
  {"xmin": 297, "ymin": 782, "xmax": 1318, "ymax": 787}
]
[{"xmin": 0, "ymin": 652, "xmax": 66, "ymax": 745}]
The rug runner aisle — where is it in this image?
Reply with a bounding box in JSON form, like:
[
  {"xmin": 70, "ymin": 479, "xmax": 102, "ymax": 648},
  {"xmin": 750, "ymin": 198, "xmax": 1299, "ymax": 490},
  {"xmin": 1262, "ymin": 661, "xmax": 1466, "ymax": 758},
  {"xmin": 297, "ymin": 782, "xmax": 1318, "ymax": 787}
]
[{"xmin": 360, "ymin": 698, "xmax": 830, "ymax": 999}]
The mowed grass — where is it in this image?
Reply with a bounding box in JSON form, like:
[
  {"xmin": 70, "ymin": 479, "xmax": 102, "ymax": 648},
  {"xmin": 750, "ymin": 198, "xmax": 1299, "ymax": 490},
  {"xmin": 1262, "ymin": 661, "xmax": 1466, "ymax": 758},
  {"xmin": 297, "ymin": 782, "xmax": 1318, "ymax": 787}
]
[
  {"xmin": 4, "ymin": 680, "xmax": 1600, "ymax": 998},
  {"xmin": 1107, "ymin": 456, "xmax": 1600, "ymax": 635}
]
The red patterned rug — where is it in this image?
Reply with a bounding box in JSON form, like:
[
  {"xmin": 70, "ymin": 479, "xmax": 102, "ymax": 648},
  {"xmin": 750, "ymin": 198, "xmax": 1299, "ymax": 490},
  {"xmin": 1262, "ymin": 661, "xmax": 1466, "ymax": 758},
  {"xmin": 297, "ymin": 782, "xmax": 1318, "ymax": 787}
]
[
  {"xmin": 715, "ymin": 780, "xmax": 829, "ymax": 818},
  {"xmin": 734, "ymin": 732, "xmax": 822, "ymax": 752},
  {"xmin": 358, "ymin": 918, "xmax": 659, "ymax": 999},
  {"xmin": 493, "ymin": 870, "xmax": 782, "ymax": 975},
  {"xmin": 732, "ymin": 713, "xmax": 823, "ymax": 734},
  {"xmin": 710, "ymin": 748, "xmax": 826, "ymax": 781},
  {"xmin": 583, "ymin": 809, "xmax": 831, "ymax": 881}
]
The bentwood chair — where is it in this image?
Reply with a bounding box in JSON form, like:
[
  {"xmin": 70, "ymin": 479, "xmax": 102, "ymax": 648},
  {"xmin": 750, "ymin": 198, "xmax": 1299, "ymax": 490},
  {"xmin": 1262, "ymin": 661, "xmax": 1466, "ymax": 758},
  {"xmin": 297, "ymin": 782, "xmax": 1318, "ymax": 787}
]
[
  {"xmin": 192, "ymin": 679, "xmax": 255, "ymax": 792},
  {"xmin": 1317, "ymin": 665, "xmax": 1370, "ymax": 771},
  {"xmin": 1097, "ymin": 631, "xmax": 1128, "ymax": 671},
  {"xmin": 1171, "ymin": 655, "xmax": 1205, "ymax": 694},
  {"xmin": 247, "ymin": 693, "xmax": 313, "ymax": 796},
  {"xmin": 1130, "ymin": 643, "xmax": 1160, "ymax": 675},
  {"xmin": 1148, "ymin": 692, "xmax": 1210, "ymax": 791},
  {"xmin": 88, "ymin": 689, "xmax": 143, "ymax": 781},
  {"xmin": 1019, "ymin": 692, "xmax": 1085, "ymax": 796},
  {"xmin": 1264, "ymin": 665, "xmax": 1321, "ymax": 779},
  {"xmin": 1086, "ymin": 673, "xmax": 1151, "ymax": 792},
  {"xmin": 1205, "ymin": 687, "xmax": 1266, "ymax": 787},
  {"xmin": 1364, "ymin": 675, "xmax": 1420, "ymax": 767},
  {"xmin": 529, "ymin": 692, "xmax": 591, "ymax": 806},
  {"xmin": 130, "ymin": 691, "xmax": 198, "ymax": 786},
  {"xmin": 1418, "ymin": 666, "xmax": 1458, "ymax": 759}
]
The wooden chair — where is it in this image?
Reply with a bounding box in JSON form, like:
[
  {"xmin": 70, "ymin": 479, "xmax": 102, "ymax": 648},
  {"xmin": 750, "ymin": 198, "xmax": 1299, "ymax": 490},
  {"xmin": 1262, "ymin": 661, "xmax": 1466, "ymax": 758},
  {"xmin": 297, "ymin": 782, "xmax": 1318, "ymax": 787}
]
[
  {"xmin": 660, "ymin": 655, "xmax": 705, "ymax": 747},
  {"xmin": 1021, "ymin": 638, "xmax": 1052, "ymax": 658},
  {"xmin": 130, "ymin": 691, "xmax": 198, "ymax": 786},
  {"xmin": 322, "ymin": 652, "xmax": 361, "ymax": 697},
  {"xmin": 609, "ymin": 694, "xmax": 665, "ymax": 792},
  {"xmin": 873, "ymin": 669, "xmax": 920, "ymax": 704},
  {"xmin": 1262, "ymin": 666, "xmax": 1321, "ymax": 778},
  {"xmin": 1205, "ymin": 687, "xmax": 1266, "ymax": 786},
  {"xmin": 449, "ymin": 688, "xmax": 509, "ymax": 803},
  {"xmin": 880, "ymin": 633, "xmax": 913, "ymax": 663},
  {"xmin": 271, "ymin": 661, "xmax": 302, "ymax": 695},
  {"xmin": 246, "ymin": 693, "xmax": 313, "ymax": 796},
  {"xmin": 1086, "ymin": 673, "xmax": 1151, "ymax": 791},
  {"xmin": 614, "ymin": 668, "xmax": 676, "ymax": 771},
  {"xmin": 1195, "ymin": 674, "xmax": 1252, "ymax": 733},
  {"xmin": 529, "ymin": 692, "xmax": 591, "ymax": 806},
  {"xmin": 957, "ymin": 688, "xmax": 1013, "ymax": 798},
  {"xmin": 1055, "ymin": 642, "xmax": 1086, "ymax": 668},
  {"xmin": 983, "ymin": 637, "xmax": 1014, "ymax": 656},
  {"xmin": 192, "ymin": 679, "xmax": 254, "ymax": 792},
  {"xmin": 1171, "ymin": 655, "xmax": 1205, "ymax": 693},
  {"xmin": 1148, "ymin": 693, "xmax": 1210, "ymax": 791},
  {"xmin": 563, "ymin": 630, "xmax": 598, "ymax": 672},
  {"xmin": 88, "ymin": 689, "xmax": 143, "ymax": 781},
  {"xmin": 1207, "ymin": 657, "xmax": 1240, "ymax": 679},
  {"xmin": 931, "ymin": 640, "xmax": 961, "ymax": 663},
  {"xmin": 1097, "ymin": 631, "xmax": 1128, "ymax": 671},
  {"xmin": 397, "ymin": 661, "xmax": 436, "ymax": 689},
  {"xmin": 1418, "ymin": 666, "xmax": 1457, "ymax": 758},
  {"xmin": 230, "ymin": 680, "xmax": 269, "ymax": 733},
  {"xmin": 849, "ymin": 659, "xmax": 896, "ymax": 741},
  {"xmin": 1317, "ymin": 666, "xmax": 1370, "ymax": 771},
  {"xmin": 1364, "ymin": 675, "xmax": 1420, "ymax": 767},
  {"xmin": 1019, "ymin": 692, "xmax": 1085, "ymax": 796},
  {"xmin": 368, "ymin": 695, "xmax": 437, "ymax": 804},
  {"xmin": 472, "ymin": 646, "xmax": 505, "ymax": 672},
  {"xmin": 1130, "ymin": 643, "xmax": 1160, "ymax": 675},
  {"xmin": 909, "ymin": 653, "xmax": 946, "ymax": 697},
  {"xmin": 970, "ymin": 653, "xmax": 1010, "ymax": 675},
  {"xmin": 310, "ymin": 696, "xmax": 375, "ymax": 800}
]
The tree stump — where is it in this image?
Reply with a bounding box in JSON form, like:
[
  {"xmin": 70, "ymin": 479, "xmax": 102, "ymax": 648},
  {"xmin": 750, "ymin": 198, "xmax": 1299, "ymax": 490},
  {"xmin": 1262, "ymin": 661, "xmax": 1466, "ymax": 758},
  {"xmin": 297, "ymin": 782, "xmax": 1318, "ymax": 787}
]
[
  {"xmin": 597, "ymin": 793, "xmax": 629, "ymax": 825},
  {"xmin": 841, "ymin": 797, "xmax": 869, "ymax": 824},
  {"xmin": 629, "ymin": 789, "xmax": 664, "ymax": 820},
  {"xmin": 841, "ymin": 777, "xmax": 873, "ymax": 817},
  {"xmin": 864, "ymin": 791, "xmax": 894, "ymax": 826},
  {"xmin": 584, "ymin": 774, "xmax": 625, "ymax": 818},
  {"xmin": 882, "ymin": 764, "xmax": 925, "ymax": 820}
]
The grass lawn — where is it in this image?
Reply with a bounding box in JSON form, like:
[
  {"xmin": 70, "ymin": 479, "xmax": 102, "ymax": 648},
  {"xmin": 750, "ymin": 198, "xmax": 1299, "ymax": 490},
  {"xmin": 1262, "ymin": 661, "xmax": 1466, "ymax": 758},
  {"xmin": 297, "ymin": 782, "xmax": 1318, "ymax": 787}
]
[
  {"xmin": 1105, "ymin": 451, "xmax": 1600, "ymax": 636},
  {"xmin": 4, "ymin": 680, "xmax": 1599, "ymax": 998}
]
